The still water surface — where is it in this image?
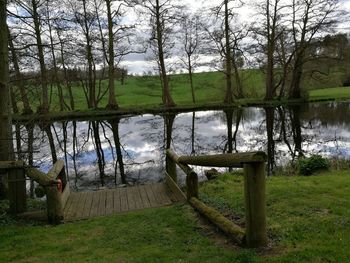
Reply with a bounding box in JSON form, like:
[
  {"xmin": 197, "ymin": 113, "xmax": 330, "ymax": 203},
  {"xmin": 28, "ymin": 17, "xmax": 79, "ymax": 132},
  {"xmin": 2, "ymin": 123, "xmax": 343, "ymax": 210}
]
[{"xmin": 14, "ymin": 101, "xmax": 350, "ymax": 191}]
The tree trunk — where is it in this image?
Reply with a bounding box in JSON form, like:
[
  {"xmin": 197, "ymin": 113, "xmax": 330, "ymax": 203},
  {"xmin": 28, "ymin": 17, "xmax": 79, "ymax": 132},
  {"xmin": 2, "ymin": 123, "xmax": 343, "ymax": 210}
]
[
  {"xmin": 155, "ymin": 0, "xmax": 175, "ymax": 107},
  {"xmin": 289, "ymin": 54, "xmax": 303, "ymax": 99},
  {"xmin": 32, "ymin": 0, "xmax": 49, "ymax": 113},
  {"xmin": 8, "ymin": 28, "xmax": 32, "ymax": 114},
  {"xmin": 224, "ymin": 0, "xmax": 233, "ymax": 104},
  {"xmin": 47, "ymin": 15, "xmax": 66, "ymax": 111},
  {"xmin": 188, "ymin": 56, "xmax": 195, "ymax": 103},
  {"xmin": 83, "ymin": 0, "xmax": 96, "ymax": 109},
  {"xmin": 106, "ymin": 0, "xmax": 118, "ymax": 109},
  {"xmin": 0, "ymin": 0, "xmax": 13, "ymax": 198}
]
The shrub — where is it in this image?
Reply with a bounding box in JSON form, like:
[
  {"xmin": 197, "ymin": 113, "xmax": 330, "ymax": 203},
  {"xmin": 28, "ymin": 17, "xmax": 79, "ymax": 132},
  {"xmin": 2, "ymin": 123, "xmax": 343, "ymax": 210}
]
[{"xmin": 298, "ymin": 155, "xmax": 330, "ymax": 176}]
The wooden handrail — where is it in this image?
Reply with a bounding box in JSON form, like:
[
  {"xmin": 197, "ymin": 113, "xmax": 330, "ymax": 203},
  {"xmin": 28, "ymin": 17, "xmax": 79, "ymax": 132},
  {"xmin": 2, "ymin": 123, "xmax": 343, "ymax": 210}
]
[
  {"xmin": 178, "ymin": 152, "xmax": 267, "ymax": 167},
  {"xmin": 165, "ymin": 149, "xmax": 268, "ymax": 248}
]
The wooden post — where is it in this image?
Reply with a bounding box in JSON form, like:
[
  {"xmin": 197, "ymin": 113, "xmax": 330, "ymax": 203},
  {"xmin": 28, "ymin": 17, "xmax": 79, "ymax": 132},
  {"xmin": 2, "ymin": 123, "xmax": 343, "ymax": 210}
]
[
  {"xmin": 8, "ymin": 168, "xmax": 27, "ymax": 214},
  {"xmin": 186, "ymin": 171, "xmax": 198, "ymax": 200},
  {"xmin": 243, "ymin": 162, "xmax": 267, "ymax": 248},
  {"xmin": 166, "ymin": 155, "xmax": 177, "ymax": 183},
  {"xmin": 46, "ymin": 185, "xmax": 63, "ymax": 224}
]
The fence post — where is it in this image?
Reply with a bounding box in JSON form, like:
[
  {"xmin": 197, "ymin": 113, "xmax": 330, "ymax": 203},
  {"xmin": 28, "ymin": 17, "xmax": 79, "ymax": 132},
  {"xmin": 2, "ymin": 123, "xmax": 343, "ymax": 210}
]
[
  {"xmin": 243, "ymin": 162, "xmax": 267, "ymax": 248},
  {"xmin": 46, "ymin": 185, "xmax": 63, "ymax": 224},
  {"xmin": 166, "ymin": 155, "xmax": 177, "ymax": 183},
  {"xmin": 8, "ymin": 168, "xmax": 27, "ymax": 214},
  {"xmin": 186, "ymin": 171, "xmax": 198, "ymax": 200}
]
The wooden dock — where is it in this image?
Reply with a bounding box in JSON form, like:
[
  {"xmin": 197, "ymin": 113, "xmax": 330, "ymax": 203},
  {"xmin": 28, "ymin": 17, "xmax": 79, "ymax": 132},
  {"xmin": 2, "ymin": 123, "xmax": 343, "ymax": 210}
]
[{"xmin": 63, "ymin": 183, "xmax": 185, "ymax": 222}]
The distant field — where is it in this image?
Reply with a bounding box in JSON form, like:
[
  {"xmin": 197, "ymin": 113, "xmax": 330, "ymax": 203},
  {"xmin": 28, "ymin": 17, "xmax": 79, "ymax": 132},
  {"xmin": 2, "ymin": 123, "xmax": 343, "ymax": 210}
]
[{"xmin": 18, "ymin": 69, "xmax": 349, "ymax": 113}]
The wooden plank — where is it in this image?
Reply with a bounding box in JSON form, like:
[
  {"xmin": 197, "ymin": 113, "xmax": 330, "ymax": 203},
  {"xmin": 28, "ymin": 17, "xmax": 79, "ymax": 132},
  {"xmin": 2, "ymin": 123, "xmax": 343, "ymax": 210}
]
[
  {"xmin": 113, "ymin": 188, "xmax": 121, "ymax": 213},
  {"xmin": 144, "ymin": 184, "xmax": 159, "ymax": 207},
  {"xmin": 138, "ymin": 185, "xmax": 151, "ymax": 208},
  {"xmin": 61, "ymin": 182, "xmax": 71, "ymax": 209},
  {"xmin": 82, "ymin": 191, "xmax": 94, "ymax": 219},
  {"xmin": 130, "ymin": 186, "xmax": 143, "ymax": 210},
  {"xmin": 158, "ymin": 184, "xmax": 173, "ymax": 205},
  {"xmin": 119, "ymin": 187, "xmax": 129, "ymax": 212},
  {"xmin": 152, "ymin": 184, "xmax": 172, "ymax": 206},
  {"xmin": 97, "ymin": 190, "xmax": 107, "ymax": 217},
  {"xmin": 74, "ymin": 192, "xmax": 88, "ymax": 220},
  {"xmin": 89, "ymin": 191, "xmax": 101, "ymax": 217},
  {"xmin": 64, "ymin": 192, "xmax": 80, "ymax": 221},
  {"xmin": 126, "ymin": 186, "xmax": 137, "ymax": 211},
  {"xmin": 105, "ymin": 189, "xmax": 114, "ymax": 215}
]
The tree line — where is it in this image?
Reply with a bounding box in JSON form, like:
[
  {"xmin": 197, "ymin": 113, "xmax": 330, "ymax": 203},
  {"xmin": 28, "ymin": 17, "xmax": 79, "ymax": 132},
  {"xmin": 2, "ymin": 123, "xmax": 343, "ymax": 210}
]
[{"xmin": 4, "ymin": 0, "xmax": 350, "ymax": 113}]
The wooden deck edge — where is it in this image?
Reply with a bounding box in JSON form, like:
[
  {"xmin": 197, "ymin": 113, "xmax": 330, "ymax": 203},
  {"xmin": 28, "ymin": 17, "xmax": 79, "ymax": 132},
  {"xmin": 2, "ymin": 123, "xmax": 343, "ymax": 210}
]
[
  {"xmin": 17, "ymin": 210, "xmax": 47, "ymax": 222},
  {"xmin": 165, "ymin": 173, "xmax": 187, "ymax": 202}
]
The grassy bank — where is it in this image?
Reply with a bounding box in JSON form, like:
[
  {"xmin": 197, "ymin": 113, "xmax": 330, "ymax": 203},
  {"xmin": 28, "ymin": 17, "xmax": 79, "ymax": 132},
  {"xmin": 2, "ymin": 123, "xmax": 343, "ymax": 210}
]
[
  {"xmin": 1, "ymin": 169, "xmax": 350, "ymax": 262},
  {"xmin": 18, "ymin": 70, "xmax": 350, "ymax": 117}
]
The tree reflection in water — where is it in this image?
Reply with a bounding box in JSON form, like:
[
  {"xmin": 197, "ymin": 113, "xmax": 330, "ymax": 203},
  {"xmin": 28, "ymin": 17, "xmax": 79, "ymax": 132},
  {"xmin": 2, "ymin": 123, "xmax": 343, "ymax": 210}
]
[{"xmin": 12, "ymin": 102, "xmax": 350, "ymax": 190}]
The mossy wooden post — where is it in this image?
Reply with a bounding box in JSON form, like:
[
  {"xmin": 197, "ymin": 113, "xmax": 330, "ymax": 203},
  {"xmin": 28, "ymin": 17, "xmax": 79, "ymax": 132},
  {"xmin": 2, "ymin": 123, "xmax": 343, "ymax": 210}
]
[
  {"xmin": 243, "ymin": 162, "xmax": 267, "ymax": 248},
  {"xmin": 166, "ymin": 155, "xmax": 177, "ymax": 183},
  {"xmin": 46, "ymin": 185, "xmax": 63, "ymax": 224},
  {"xmin": 186, "ymin": 171, "xmax": 198, "ymax": 200},
  {"xmin": 8, "ymin": 168, "xmax": 27, "ymax": 214}
]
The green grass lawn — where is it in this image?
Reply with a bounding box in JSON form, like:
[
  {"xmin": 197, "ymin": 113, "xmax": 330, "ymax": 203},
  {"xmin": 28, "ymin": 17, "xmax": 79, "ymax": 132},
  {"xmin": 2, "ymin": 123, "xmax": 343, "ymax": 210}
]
[
  {"xmin": 200, "ymin": 170, "xmax": 350, "ymax": 262},
  {"xmin": 19, "ymin": 69, "xmax": 349, "ymax": 115},
  {"xmin": 1, "ymin": 170, "xmax": 350, "ymax": 262},
  {"xmin": 309, "ymin": 86, "xmax": 350, "ymax": 100}
]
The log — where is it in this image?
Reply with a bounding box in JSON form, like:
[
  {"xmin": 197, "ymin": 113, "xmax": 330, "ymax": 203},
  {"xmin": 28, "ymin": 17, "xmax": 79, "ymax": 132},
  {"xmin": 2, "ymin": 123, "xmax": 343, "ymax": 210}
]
[
  {"xmin": 166, "ymin": 149, "xmax": 196, "ymax": 176},
  {"xmin": 25, "ymin": 167, "xmax": 58, "ymax": 186},
  {"xmin": 177, "ymin": 152, "xmax": 267, "ymax": 167},
  {"xmin": 165, "ymin": 173, "xmax": 186, "ymax": 202},
  {"xmin": 47, "ymin": 160, "xmax": 65, "ymax": 180},
  {"xmin": 189, "ymin": 197, "xmax": 245, "ymax": 245},
  {"xmin": 243, "ymin": 163, "xmax": 267, "ymax": 248}
]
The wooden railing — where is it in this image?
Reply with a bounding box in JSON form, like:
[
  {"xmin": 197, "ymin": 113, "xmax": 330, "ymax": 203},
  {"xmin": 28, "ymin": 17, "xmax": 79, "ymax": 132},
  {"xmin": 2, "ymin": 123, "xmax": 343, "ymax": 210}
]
[
  {"xmin": 166, "ymin": 149, "xmax": 268, "ymax": 248},
  {"xmin": 0, "ymin": 160, "xmax": 70, "ymax": 224}
]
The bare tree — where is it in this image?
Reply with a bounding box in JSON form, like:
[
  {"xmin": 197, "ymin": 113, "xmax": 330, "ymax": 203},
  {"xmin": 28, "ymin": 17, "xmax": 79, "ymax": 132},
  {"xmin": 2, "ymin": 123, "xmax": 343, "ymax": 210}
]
[
  {"xmin": 179, "ymin": 13, "xmax": 201, "ymax": 104},
  {"xmin": 288, "ymin": 0, "xmax": 341, "ymax": 99},
  {"xmin": 132, "ymin": 0, "xmax": 181, "ymax": 107}
]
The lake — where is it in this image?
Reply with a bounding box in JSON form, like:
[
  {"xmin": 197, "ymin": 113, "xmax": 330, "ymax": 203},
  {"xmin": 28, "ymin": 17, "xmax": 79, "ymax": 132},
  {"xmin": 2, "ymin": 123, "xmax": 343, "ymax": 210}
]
[{"xmin": 13, "ymin": 101, "xmax": 350, "ymax": 192}]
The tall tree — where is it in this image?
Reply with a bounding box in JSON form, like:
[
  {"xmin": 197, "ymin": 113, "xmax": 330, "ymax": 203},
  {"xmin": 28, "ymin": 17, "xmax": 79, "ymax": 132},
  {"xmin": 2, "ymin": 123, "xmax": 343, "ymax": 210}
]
[
  {"xmin": 133, "ymin": 0, "xmax": 180, "ymax": 107},
  {"xmin": 8, "ymin": 27, "xmax": 33, "ymax": 114},
  {"xmin": 288, "ymin": 0, "xmax": 340, "ymax": 99},
  {"xmin": 179, "ymin": 14, "xmax": 201, "ymax": 104},
  {"xmin": 0, "ymin": 0, "xmax": 13, "ymax": 197}
]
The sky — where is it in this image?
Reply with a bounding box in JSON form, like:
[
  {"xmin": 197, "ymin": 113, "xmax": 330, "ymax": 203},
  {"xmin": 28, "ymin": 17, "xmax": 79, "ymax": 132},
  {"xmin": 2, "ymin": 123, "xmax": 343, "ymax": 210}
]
[{"xmin": 120, "ymin": 0, "xmax": 350, "ymax": 75}]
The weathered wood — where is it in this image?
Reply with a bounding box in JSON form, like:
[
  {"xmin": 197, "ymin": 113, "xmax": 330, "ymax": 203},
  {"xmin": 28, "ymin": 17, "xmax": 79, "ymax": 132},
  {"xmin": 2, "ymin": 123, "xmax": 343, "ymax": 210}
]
[
  {"xmin": 25, "ymin": 167, "xmax": 58, "ymax": 186},
  {"xmin": 186, "ymin": 171, "xmax": 198, "ymax": 200},
  {"xmin": 46, "ymin": 185, "xmax": 63, "ymax": 224},
  {"xmin": 166, "ymin": 155, "xmax": 177, "ymax": 183},
  {"xmin": 0, "ymin": 161, "xmax": 24, "ymax": 169},
  {"xmin": 178, "ymin": 152, "xmax": 267, "ymax": 167},
  {"xmin": 165, "ymin": 173, "xmax": 186, "ymax": 202},
  {"xmin": 189, "ymin": 197, "xmax": 245, "ymax": 245},
  {"xmin": 61, "ymin": 182, "xmax": 70, "ymax": 209},
  {"xmin": 166, "ymin": 149, "xmax": 196, "ymax": 176},
  {"xmin": 8, "ymin": 168, "xmax": 26, "ymax": 214},
  {"xmin": 17, "ymin": 210, "xmax": 47, "ymax": 222},
  {"xmin": 47, "ymin": 160, "xmax": 65, "ymax": 180},
  {"xmin": 243, "ymin": 163, "xmax": 267, "ymax": 248}
]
